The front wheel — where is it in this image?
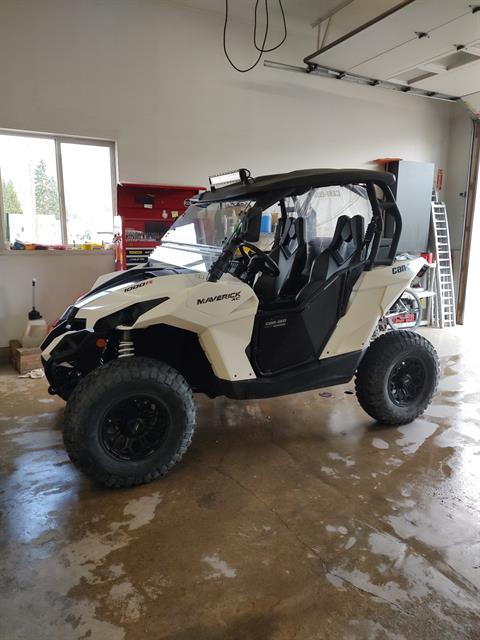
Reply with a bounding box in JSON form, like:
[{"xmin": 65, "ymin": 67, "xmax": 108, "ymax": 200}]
[
  {"xmin": 355, "ymin": 331, "xmax": 439, "ymax": 425},
  {"xmin": 63, "ymin": 357, "xmax": 196, "ymax": 487}
]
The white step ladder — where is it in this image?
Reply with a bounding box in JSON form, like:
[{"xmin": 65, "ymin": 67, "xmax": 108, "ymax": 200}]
[{"xmin": 431, "ymin": 201, "xmax": 456, "ymax": 327}]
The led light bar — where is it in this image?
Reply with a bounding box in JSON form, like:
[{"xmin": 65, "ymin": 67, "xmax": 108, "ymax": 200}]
[{"xmin": 209, "ymin": 169, "xmax": 251, "ymax": 190}]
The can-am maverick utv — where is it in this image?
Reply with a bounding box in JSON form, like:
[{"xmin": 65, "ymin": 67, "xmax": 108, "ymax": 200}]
[{"xmin": 42, "ymin": 168, "xmax": 439, "ymax": 487}]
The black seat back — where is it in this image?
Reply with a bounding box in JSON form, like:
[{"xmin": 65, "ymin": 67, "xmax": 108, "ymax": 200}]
[
  {"xmin": 297, "ymin": 215, "xmax": 364, "ymax": 304},
  {"xmin": 255, "ymin": 217, "xmax": 306, "ymax": 300},
  {"xmin": 302, "ymin": 236, "xmax": 332, "ymax": 283},
  {"xmin": 309, "ymin": 215, "xmax": 364, "ymax": 283}
]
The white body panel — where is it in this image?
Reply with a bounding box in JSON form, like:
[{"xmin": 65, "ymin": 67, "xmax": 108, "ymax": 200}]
[
  {"xmin": 43, "ymin": 271, "xmax": 258, "ymax": 382},
  {"xmin": 42, "ymin": 258, "xmax": 424, "ymax": 383},
  {"xmin": 132, "ymin": 276, "xmax": 258, "ymax": 380},
  {"xmin": 321, "ymin": 258, "xmax": 425, "ymax": 358}
]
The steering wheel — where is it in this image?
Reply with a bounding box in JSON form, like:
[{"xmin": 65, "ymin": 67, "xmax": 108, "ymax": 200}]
[{"xmin": 239, "ymin": 242, "xmax": 280, "ymax": 278}]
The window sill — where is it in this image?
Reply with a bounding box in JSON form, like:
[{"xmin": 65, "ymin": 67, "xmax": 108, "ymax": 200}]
[{"xmin": 0, "ymin": 249, "xmax": 114, "ymax": 256}]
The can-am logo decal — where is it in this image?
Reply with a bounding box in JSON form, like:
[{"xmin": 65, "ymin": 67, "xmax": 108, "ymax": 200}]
[
  {"xmin": 317, "ymin": 188, "xmax": 341, "ymax": 198},
  {"xmin": 264, "ymin": 318, "xmax": 287, "ymax": 329},
  {"xmin": 197, "ymin": 291, "xmax": 241, "ymax": 305},
  {"xmin": 124, "ymin": 279, "xmax": 153, "ymax": 292},
  {"xmin": 392, "ymin": 265, "xmax": 408, "ymax": 275}
]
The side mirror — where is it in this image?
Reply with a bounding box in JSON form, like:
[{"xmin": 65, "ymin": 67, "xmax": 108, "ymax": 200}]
[{"xmin": 243, "ymin": 207, "xmax": 261, "ymax": 242}]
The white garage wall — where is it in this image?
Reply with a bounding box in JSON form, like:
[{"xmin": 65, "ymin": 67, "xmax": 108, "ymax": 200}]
[
  {"xmin": 0, "ymin": 252, "xmax": 115, "ymax": 349},
  {"xmin": 0, "ymin": 0, "xmax": 451, "ymax": 183},
  {"xmin": 0, "ymin": 0, "xmax": 456, "ymax": 348}
]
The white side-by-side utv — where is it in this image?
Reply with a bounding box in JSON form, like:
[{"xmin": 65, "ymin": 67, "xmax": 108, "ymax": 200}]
[{"xmin": 42, "ymin": 168, "xmax": 439, "ymax": 487}]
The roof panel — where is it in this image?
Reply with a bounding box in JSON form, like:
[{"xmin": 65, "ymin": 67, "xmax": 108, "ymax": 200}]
[{"xmin": 197, "ymin": 168, "xmax": 395, "ymax": 203}]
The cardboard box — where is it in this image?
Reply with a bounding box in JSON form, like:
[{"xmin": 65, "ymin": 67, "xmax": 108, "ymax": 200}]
[{"xmin": 9, "ymin": 340, "xmax": 42, "ymax": 374}]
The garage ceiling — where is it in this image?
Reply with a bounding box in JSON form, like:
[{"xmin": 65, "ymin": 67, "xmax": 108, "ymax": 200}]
[
  {"xmin": 173, "ymin": 0, "xmax": 347, "ymax": 25},
  {"xmin": 176, "ymin": 0, "xmax": 480, "ymax": 112},
  {"xmin": 304, "ymin": 0, "xmax": 480, "ymax": 112}
]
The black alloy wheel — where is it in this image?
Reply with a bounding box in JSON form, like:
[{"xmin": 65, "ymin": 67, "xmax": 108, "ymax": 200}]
[
  {"xmin": 355, "ymin": 331, "xmax": 439, "ymax": 425},
  {"xmin": 388, "ymin": 357, "xmax": 426, "ymax": 407},
  {"xmin": 100, "ymin": 395, "xmax": 170, "ymax": 461},
  {"xmin": 62, "ymin": 357, "xmax": 196, "ymax": 487}
]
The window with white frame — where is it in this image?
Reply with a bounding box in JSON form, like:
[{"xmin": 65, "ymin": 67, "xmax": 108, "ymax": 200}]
[{"xmin": 0, "ymin": 131, "xmax": 116, "ymax": 249}]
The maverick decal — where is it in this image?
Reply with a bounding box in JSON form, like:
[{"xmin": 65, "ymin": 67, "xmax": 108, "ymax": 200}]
[
  {"xmin": 124, "ymin": 280, "xmax": 153, "ymax": 293},
  {"xmin": 392, "ymin": 265, "xmax": 408, "ymax": 275},
  {"xmin": 197, "ymin": 291, "xmax": 241, "ymax": 305}
]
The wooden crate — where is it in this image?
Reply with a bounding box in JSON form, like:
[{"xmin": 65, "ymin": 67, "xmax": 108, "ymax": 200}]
[
  {"xmin": 9, "ymin": 339, "xmax": 21, "ymax": 364},
  {"xmin": 9, "ymin": 340, "xmax": 42, "ymax": 374}
]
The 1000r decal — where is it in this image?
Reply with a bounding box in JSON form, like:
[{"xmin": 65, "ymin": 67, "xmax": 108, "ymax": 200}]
[
  {"xmin": 197, "ymin": 291, "xmax": 241, "ymax": 305},
  {"xmin": 124, "ymin": 280, "xmax": 154, "ymax": 292}
]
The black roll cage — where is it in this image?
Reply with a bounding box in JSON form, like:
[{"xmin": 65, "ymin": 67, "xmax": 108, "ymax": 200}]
[
  {"xmin": 199, "ymin": 170, "xmax": 402, "ymax": 282},
  {"xmin": 240, "ymin": 180, "xmax": 400, "ymax": 260}
]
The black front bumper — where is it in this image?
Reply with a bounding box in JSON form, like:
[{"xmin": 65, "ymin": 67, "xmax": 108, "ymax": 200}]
[{"xmin": 42, "ymin": 328, "xmax": 105, "ymax": 399}]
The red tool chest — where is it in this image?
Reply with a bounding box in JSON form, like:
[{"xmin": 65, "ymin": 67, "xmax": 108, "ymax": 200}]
[{"xmin": 116, "ymin": 183, "xmax": 203, "ymax": 270}]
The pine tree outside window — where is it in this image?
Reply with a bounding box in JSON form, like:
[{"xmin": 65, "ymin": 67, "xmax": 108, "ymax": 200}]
[
  {"xmin": 0, "ymin": 130, "xmax": 116, "ymax": 249},
  {"xmin": 34, "ymin": 159, "xmax": 60, "ymax": 218},
  {"xmin": 2, "ymin": 179, "xmax": 23, "ymax": 214}
]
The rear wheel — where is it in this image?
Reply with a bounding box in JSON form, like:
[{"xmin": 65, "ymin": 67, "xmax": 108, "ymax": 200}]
[
  {"xmin": 355, "ymin": 331, "xmax": 439, "ymax": 425},
  {"xmin": 63, "ymin": 357, "xmax": 196, "ymax": 487}
]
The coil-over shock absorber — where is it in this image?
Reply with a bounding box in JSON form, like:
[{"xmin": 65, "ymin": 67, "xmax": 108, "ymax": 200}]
[{"xmin": 117, "ymin": 329, "xmax": 135, "ymax": 358}]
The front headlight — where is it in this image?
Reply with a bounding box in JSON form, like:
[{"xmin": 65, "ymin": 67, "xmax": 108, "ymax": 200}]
[
  {"xmin": 52, "ymin": 305, "xmax": 76, "ymax": 328},
  {"xmin": 93, "ymin": 298, "xmax": 169, "ymax": 332}
]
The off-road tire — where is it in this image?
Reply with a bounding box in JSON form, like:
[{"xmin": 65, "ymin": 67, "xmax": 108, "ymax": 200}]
[
  {"xmin": 63, "ymin": 357, "xmax": 196, "ymax": 488},
  {"xmin": 355, "ymin": 331, "xmax": 439, "ymax": 425}
]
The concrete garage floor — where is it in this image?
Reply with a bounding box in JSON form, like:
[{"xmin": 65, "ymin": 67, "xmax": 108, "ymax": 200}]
[{"xmin": 1, "ymin": 328, "xmax": 480, "ymax": 640}]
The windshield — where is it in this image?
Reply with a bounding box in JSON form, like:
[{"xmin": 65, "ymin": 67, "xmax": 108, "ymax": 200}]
[{"xmin": 149, "ymin": 200, "xmax": 254, "ymax": 272}]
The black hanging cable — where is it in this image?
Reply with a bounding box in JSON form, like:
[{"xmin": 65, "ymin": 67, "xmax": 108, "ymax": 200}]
[
  {"xmin": 223, "ymin": 0, "xmax": 287, "ymax": 73},
  {"xmin": 254, "ymin": 0, "xmax": 287, "ymax": 53},
  {"xmin": 223, "ymin": 0, "xmax": 268, "ymax": 73}
]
